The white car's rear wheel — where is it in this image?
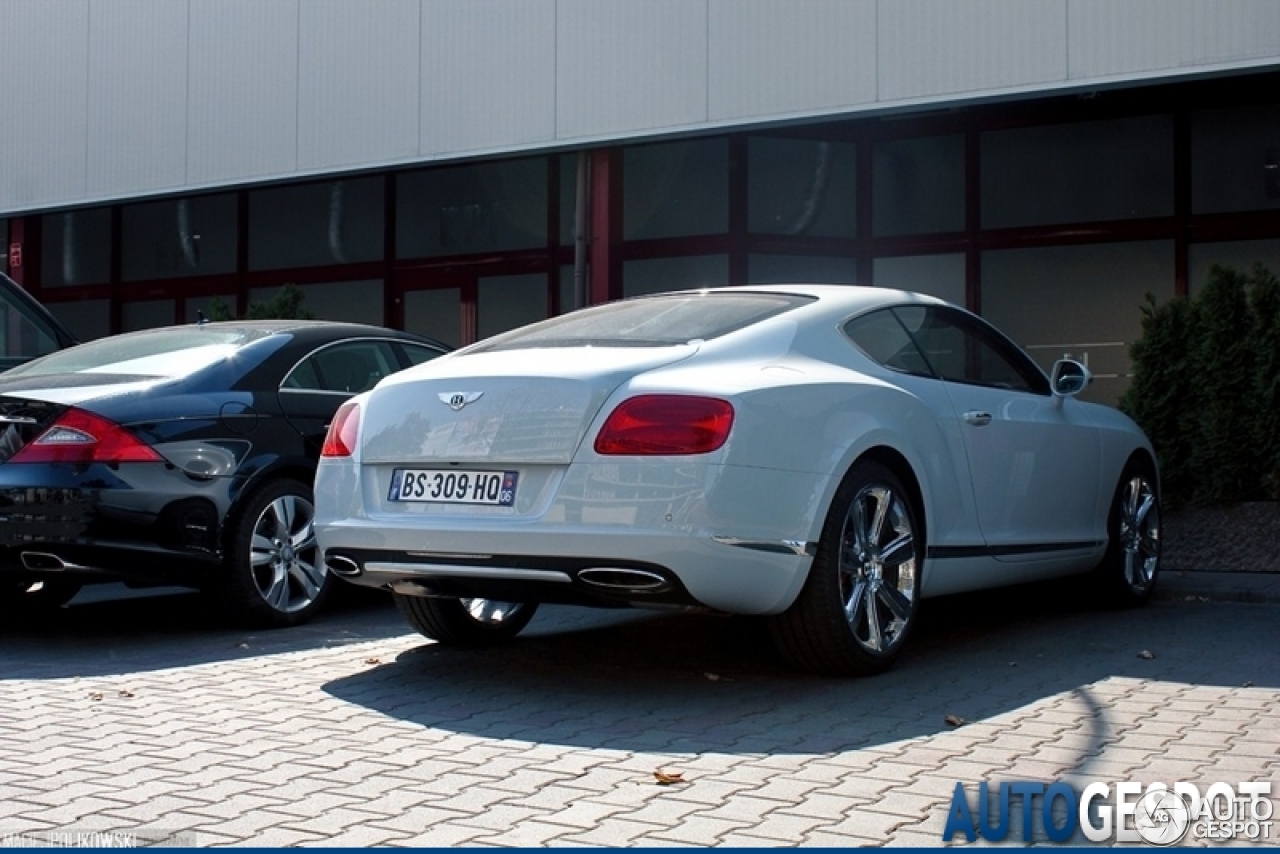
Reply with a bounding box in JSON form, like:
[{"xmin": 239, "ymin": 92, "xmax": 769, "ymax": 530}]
[
  {"xmin": 394, "ymin": 595, "xmax": 538, "ymax": 646},
  {"xmin": 770, "ymin": 459, "xmax": 923, "ymax": 676}
]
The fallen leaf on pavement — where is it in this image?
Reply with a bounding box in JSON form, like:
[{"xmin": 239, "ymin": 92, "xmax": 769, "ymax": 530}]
[
  {"xmin": 944, "ymin": 714, "xmax": 967, "ymax": 727},
  {"xmin": 1137, "ymin": 649, "xmax": 1156, "ymax": 660},
  {"xmin": 653, "ymin": 770, "xmax": 686, "ymax": 785}
]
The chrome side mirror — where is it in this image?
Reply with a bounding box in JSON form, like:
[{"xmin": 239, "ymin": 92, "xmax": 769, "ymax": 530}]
[{"xmin": 1050, "ymin": 358, "xmax": 1091, "ymax": 398}]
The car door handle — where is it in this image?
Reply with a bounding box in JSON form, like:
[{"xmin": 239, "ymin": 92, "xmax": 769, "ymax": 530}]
[{"xmin": 963, "ymin": 411, "xmax": 992, "ymax": 427}]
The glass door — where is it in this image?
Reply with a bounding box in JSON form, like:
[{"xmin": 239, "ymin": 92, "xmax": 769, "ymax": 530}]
[{"xmin": 394, "ymin": 265, "xmax": 553, "ymax": 349}]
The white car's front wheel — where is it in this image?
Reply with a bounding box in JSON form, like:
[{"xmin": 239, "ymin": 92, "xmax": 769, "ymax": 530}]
[
  {"xmin": 770, "ymin": 459, "xmax": 923, "ymax": 677},
  {"xmin": 1096, "ymin": 463, "xmax": 1161, "ymax": 606}
]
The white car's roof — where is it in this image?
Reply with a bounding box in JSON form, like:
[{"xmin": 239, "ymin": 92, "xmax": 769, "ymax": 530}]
[{"xmin": 666, "ymin": 283, "xmax": 951, "ymax": 312}]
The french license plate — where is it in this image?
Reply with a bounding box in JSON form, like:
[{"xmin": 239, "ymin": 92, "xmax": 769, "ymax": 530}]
[{"xmin": 388, "ymin": 468, "xmax": 518, "ymax": 506}]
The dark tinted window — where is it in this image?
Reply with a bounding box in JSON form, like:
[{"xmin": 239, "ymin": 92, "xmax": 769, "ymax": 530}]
[
  {"xmin": 284, "ymin": 341, "xmax": 400, "ymax": 394},
  {"xmin": 895, "ymin": 306, "xmax": 1049, "ymax": 395},
  {"xmin": 401, "ymin": 342, "xmax": 447, "ymax": 366},
  {"xmin": 844, "ymin": 305, "xmax": 1048, "ymax": 394},
  {"xmin": 0, "ymin": 275, "xmax": 66, "ymax": 371},
  {"xmin": 471, "ymin": 292, "xmax": 812, "ymax": 352},
  {"xmin": 844, "ymin": 309, "xmax": 932, "ymax": 376}
]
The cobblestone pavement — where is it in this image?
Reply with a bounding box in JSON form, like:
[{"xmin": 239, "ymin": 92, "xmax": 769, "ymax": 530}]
[{"xmin": 0, "ymin": 579, "xmax": 1276, "ymax": 847}]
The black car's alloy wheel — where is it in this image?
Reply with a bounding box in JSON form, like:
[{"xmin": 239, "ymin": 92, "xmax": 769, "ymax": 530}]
[
  {"xmin": 224, "ymin": 478, "xmax": 330, "ymax": 627},
  {"xmin": 770, "ymin": 459, "xmax": 923, "ymax": 677},
  {"xmin": 394, "ymin": 594, "xmax": 538, "ymax": 646}
]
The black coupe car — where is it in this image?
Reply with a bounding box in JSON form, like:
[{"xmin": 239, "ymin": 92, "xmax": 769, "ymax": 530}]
[{"xmin": 0, "ymin": 320, "xmax": 447, "ymax": 625}]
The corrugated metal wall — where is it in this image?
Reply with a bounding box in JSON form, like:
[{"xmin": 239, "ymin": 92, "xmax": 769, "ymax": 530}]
[{"xmin": 2, "ymin": 0, "xmax": 1278, "ymax": 214}]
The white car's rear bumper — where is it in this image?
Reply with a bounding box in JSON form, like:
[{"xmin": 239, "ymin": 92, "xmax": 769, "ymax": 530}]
[{"xmin": 315, "ymin": 458, "xmax": 830, "ymax": 615}]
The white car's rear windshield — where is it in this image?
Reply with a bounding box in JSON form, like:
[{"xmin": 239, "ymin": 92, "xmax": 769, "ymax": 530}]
[{"xmin": 472, "ymin": 292, "xmax": 813, "ymax": 351}]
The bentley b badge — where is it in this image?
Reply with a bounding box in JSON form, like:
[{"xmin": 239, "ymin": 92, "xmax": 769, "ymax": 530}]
[{"xmin": 439, "ymin": 391, "xmax": 483, "ymax": 411}]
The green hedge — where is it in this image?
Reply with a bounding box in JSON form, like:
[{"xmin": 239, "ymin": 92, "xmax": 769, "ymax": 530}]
[
  {"xmin": 1120, "ymin": 263, "xmax": 1280, "ymax": 506},
  {"xmin": 205, "ymin": 284, "xmax": 314, "ymax": 321}
]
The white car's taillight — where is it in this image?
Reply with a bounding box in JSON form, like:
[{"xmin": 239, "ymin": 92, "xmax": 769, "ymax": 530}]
[
  {"xmin": 321, "ymin": 401, "xmax": 361, "ymax": 458},
  {"xmin": 594, "ymin": 395, "xmax": 734, "ymax": 455}
]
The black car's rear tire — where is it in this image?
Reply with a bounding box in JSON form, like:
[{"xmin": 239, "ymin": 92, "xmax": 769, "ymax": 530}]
[
  {"xmin": 769, "ymin": 459, "xmax": 923, "ymax": 677},
  {"xmin": 1095, "ymin": 462, "xmax": 1161, "ymax": 607},
  {"xmin": 0, "ymin": 578, "xmax": 81, "ymax": 610},
  {"xmin": 222, "ymin": 478, "xmax": 331, "ymax": 628},
  {"xmin": 394, "ymin": 594, "xmax": 538, "ymax": 646}
]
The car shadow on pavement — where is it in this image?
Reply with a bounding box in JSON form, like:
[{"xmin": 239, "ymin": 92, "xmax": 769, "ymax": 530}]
[
  {"xmin": 0, "ymin": 583, "xmax": 409, "ymax": 680},
  {"xmin": 323, "ymin": 577, "xmax": 1280, "ymax": 756}
]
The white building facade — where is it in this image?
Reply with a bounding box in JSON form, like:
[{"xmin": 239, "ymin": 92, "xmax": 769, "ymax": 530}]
[{"xmin": 3, "ymin": 0, "xmax": 1279, "ymax": 402}]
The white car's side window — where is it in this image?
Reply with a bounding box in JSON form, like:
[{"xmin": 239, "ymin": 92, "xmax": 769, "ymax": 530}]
[
  {"xmin": 846, "ymin": 306, "xmax": 1049, "ymax": 395},
  {"xmin": 904, "ymin": 307, "xmax": 1049, "ymax": 395},
  {"xmin": 843, "ymin": 309, "xmax": 932, "ymax": 376}
]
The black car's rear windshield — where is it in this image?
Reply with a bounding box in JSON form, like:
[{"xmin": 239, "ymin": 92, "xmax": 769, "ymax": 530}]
[
  {"xmin": 471, "ymin": 292, "xmax": 813, "ymax": 352},
  {"xmin": 5, "ymin": 327, "xmax": 270, "ymax": 379}
]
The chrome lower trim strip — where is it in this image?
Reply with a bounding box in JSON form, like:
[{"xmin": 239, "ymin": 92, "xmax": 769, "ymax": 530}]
[
  {"xmin": 363, "ymin": 562, "xmax": 573, "ymax": 583},
  {"xmin": 711, "ymin": 536, "xmax": 817, "ymax": 557}
]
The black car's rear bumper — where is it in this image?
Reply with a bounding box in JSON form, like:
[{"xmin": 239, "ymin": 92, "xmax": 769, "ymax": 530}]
[
  {"xmin": 0, "ymin": 540, "xmax": 223, "ymax": 587},
  {"xmin": 0, "ymin": 463, "xmax": 234, "ymax": 587}
]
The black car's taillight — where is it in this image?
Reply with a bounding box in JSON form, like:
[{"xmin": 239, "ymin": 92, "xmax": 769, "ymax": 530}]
[{"xmin": 8, "ymin": 408, "xmax": 162, "ymax": 464}]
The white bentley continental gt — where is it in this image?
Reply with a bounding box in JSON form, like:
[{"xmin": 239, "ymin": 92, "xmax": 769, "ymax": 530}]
[{"xmin": 314, "ymin": 285, "xmax": 1161, "ymax": 676}]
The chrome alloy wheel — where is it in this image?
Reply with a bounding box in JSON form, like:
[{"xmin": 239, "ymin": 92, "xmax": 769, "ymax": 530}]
[
  {"xmin": 838, "ymin": 483, "xmax": 918, "ymax": 654},
  {"xmin": 249, "ymin": 493, "xmax": 323, "ymax": 613},
  {"xmin": 1117, "ymin": 474, "xmax": 1160, "ymax": 593},
  {"xmin": 395, "ymin": 594, "xmax": 540, "ymax": 645},
  {"xmin": 459, "ymin": 598, "xmax": 530, "ymax": 625}
]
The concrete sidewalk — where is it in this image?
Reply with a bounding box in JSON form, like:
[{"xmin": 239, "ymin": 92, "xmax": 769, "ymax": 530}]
[
  {"xmin": 1155, "ymin": 570, "xmax": 1280, "ymax": 604},
  {"xmin": 1, "ymin": 586, "xmax": 1276, "ymax": 847}
]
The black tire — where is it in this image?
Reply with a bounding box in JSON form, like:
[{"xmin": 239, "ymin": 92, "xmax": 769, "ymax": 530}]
[
  {"xmin": 769, "ymin": 459, "xmax": 923, "ymax": 677},
  {"xmin": 394, "ymin": 594, "xmax": 538, "ymax": 646},
  {"xmin": 0, "ymin": 578, "xmax": 82, "ymax": 611},
  {"xmin": 222, "ymin": 478, "xmax": 331, "ymax": 628},
  {"xmin": 1096, "ymin": 463, "xmax": 1161, "ymax": 607}
]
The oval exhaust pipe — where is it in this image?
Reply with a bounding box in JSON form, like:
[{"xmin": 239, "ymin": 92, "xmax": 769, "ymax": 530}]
[
  {"xmin": 325, "ymin": 555, "xmax": 362, "ymax": 577},
  {"xmin": 577, "ymin": 567, "xmax": 669, "ymax": 592},
  {"xmin": 21, "ymin": 552, "xmax": 68, "ymax": 571}
]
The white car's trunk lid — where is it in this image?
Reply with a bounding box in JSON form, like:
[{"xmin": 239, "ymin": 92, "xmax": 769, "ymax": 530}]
[{"xmin": 358, "ymin": 345, "xmax": 698, "ymax": 465}]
